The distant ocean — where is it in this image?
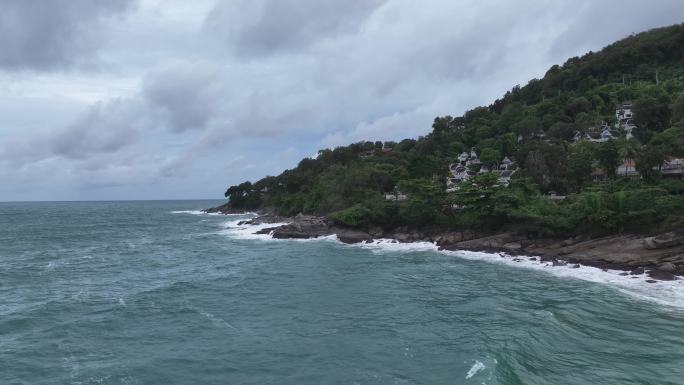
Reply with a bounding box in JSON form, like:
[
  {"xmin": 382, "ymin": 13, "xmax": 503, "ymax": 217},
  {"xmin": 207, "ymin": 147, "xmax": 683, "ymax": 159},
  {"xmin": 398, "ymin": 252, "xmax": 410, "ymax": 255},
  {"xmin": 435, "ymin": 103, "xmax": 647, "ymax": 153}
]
[{"xmin": 1, "ymin": 200, "xmax": 683, "ymax": 384}]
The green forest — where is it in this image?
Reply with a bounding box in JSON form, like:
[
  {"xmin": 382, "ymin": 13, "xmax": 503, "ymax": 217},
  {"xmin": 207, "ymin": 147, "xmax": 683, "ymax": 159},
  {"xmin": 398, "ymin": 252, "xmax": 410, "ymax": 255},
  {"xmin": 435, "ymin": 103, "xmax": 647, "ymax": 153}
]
[{"xmin": 221, "ymin": 24, "xmax": 684, "ymax": 238}]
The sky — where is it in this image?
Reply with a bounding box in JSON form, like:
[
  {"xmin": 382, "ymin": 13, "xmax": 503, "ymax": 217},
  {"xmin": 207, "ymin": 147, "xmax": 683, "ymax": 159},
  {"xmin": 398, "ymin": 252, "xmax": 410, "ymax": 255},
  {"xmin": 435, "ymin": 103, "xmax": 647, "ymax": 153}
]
[{"xmin": 1, "ymin": 0, "xmax": 683, "ymax": 201}]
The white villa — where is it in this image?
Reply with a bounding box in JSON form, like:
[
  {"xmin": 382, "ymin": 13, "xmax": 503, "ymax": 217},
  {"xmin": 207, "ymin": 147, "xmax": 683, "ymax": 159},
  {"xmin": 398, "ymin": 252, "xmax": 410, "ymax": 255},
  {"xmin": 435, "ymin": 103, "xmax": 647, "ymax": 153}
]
[
  {"xmin": 385, "ymin": 191, "xmax": 408, "ymax": 202},
  {"xmin": 446, "ymin": 149, "xmax": 517, "ymax": 191},
  {"xmin": 574, "ymin": 122, "xmax": 618, "ymax": 143},
  {"xmin": 615, "ymin": 101, "xmax": 636, "ymax": 139}
]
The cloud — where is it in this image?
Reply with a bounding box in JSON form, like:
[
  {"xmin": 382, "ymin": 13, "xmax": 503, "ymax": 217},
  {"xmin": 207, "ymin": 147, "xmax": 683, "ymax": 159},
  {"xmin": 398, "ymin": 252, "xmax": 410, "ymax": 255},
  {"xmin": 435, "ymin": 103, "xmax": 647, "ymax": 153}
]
[
  {"xmin": 141, "ymin": 61, "xmax": 223, "ymax": 132},
  {"xmin": 205, "ymin": 0, "xmax": 387, "ymax": 57},
  {"xmin": 0, "ymin": 0, "xmax": 137, "ymax": 70},
  {"xmin": 3, "ymin": 0, "xmax": 684, "ymax": 200}
]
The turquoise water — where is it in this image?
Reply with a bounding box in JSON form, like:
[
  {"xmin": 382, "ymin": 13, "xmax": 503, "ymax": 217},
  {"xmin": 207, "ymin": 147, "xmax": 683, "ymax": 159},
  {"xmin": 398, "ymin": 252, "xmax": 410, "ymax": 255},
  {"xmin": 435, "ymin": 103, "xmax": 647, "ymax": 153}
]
[{"xmin": 1, "ymin": 200, "xmax": 683, "ymax": 385}]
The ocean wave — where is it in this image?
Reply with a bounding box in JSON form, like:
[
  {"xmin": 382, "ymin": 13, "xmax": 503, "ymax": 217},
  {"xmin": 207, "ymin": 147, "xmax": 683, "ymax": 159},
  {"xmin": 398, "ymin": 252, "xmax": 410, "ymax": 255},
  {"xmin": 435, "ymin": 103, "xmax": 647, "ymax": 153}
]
[
  {"xmin": 465, "ymin": 360, "xmax": 486, "ymax": 380},
  {"xmin": 216, "ymin": 220, "xmax": 684, "ymax": 309},
  {"xmin": 442, "ymin": 249, "xmax": 684, "ymax": 309}
]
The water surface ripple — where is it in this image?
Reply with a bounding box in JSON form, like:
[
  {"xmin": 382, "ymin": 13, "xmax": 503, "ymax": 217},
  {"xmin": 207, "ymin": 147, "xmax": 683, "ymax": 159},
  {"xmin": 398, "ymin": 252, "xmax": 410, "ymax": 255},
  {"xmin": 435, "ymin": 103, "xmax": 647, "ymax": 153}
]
[{"xmin": 1, "ymin": 201, "xmax": 682, "ymax": 384}]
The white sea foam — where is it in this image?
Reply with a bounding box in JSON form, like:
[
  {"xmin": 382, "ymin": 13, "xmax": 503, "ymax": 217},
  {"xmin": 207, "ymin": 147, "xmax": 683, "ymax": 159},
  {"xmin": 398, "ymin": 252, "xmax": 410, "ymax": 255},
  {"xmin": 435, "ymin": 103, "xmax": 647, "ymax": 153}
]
[
  {"xmin": 442, "ymin": 249, "xmax": 684, "ymax": 309},
  {"xmin": 465, "ymin": 360, "xmax": 486, "ymax": 379},
  {"xmin": 218, "ymin": 219, "xmax": 290, "ymax": 241},
  {"xmin": 171, "ymin": 210, "xmax": 254, "ymax": 216},
  {"xmin": 216, "ymin": 221, "xmax": 684, "ymax": 308},
  {"xmin": 355, "ymin": 238, "xmax": 439, "ymax": 253}
]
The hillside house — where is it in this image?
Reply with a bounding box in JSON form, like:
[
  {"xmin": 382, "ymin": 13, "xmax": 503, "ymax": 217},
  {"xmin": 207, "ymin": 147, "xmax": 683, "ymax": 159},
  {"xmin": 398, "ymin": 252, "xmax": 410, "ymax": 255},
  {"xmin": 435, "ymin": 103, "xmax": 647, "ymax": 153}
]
[
  {"xmin": 615, "ymin": 101, "xmax": 636, "ymax": 139},
  {"xmin": 661, "ymin": 158, "xmax": 684, "ymax": 178},
  {"xmin": 616, "ymin": 158, "xmax": 639, "ymax": 178},
  {"xmin": 447, "ymin": 149, "xmax": 517, "ymax": 190},
  {"xmin": 385, "ymin": 190, "xmax": 408, "ymax": 201}
]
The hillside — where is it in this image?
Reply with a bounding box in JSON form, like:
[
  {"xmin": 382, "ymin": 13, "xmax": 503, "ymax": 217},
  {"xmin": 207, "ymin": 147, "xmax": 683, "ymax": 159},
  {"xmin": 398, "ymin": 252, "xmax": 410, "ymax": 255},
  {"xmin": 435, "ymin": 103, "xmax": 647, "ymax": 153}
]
[{"xmin": 217, "ymin": 24, "xmax": 684, "ymax": 239}]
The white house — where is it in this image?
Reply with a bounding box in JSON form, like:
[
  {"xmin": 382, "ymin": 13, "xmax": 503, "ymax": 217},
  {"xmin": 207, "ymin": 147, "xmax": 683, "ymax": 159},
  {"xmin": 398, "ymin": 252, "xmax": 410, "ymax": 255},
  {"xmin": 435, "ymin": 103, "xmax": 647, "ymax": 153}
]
[{"xmin": 615, "ymin": 101, "xmax": 636, "ymax": 139}]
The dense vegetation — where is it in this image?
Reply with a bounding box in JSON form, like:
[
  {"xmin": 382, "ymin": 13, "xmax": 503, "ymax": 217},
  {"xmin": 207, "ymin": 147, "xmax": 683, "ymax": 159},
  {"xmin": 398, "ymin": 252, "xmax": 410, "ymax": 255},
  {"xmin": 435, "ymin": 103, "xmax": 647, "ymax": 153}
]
[{"xmin": 222, "ymin": 24, "xmax": 684, "ymax": 238}]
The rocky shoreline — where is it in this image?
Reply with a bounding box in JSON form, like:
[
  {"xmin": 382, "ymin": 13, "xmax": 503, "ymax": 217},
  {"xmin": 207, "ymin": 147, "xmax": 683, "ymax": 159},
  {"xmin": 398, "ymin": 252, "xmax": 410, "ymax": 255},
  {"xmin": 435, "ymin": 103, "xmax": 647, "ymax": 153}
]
[{"xmin": 203, "ymin": 205, "xmax": 684, "ymax": 281}]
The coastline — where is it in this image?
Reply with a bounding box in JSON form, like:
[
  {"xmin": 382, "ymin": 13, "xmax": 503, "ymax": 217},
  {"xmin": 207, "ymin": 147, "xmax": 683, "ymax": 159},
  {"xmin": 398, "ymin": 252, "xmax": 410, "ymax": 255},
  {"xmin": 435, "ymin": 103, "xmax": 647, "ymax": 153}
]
[{"xmin": 203, "ymin": 205, "xmax": 684, "ymax": 282}]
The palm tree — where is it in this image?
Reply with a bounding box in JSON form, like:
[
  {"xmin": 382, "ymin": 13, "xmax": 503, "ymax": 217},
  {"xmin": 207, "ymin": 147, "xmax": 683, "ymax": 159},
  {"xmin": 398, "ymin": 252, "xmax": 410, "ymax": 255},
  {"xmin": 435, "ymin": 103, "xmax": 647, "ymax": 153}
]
[{"xmin": 617, "ymin": 137, "xmax": 641, "ymax": 160}]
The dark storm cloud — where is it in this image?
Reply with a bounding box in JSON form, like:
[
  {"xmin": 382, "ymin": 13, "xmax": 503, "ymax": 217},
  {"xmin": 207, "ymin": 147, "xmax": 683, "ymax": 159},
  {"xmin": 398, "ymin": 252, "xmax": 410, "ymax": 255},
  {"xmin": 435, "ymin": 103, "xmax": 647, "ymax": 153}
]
[
  {"xmin": 0, "ymin": 0, "xmax": 136, "ymax": 70},
  {"xmin": 205, "ymin": 0, "xmax": 387, "ymax": 56}
]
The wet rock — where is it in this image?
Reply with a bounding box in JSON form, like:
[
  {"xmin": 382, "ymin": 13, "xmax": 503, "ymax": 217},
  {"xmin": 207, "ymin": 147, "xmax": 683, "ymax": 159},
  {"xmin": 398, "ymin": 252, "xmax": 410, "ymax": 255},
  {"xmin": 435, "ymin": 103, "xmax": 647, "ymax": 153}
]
[
  {"xmin": 630, "ymin": 267, "xmax": 645, "ymax": 275},
  {"xmin": 648, "ymin": 269, "xmax": 677, "ymax": 281},
  {"xmin": 552, "ymin": 259, "xmax": 568, "ymax": 267},
  {"xmin": 619, "ymin": 272, "xmax": 629, "ymax": 276},
  {"xmin": 571, "ymin": 264, "xmax": 581, "ymax": 268},
  {"xmin": 646, "ymin": 279, "xmax": 658, "ymax": 283}
]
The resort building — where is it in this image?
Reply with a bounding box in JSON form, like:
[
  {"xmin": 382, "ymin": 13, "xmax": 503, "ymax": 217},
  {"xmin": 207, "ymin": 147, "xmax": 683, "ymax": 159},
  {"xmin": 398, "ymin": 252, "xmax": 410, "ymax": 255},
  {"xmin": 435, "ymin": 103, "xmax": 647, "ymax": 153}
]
[
  {"xmin": 661, "ymin": 158, "xmax": 684, "ymax": 179},
  {"xmin": 446, "ymin": 149, "xmax": 517, "ymax": 190},
  {"xmin": 615, "ymin": 101, "xmax": 636, "ymax": 139}
]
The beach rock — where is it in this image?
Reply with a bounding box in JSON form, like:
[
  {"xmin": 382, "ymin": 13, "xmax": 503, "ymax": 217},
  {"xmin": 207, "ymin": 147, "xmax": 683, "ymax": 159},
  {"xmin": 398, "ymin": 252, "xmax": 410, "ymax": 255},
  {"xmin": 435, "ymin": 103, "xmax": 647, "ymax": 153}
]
[
  {"xmin": 630, "ymin": 267, "xmax": 645, "ymax": 275},
  {"xmin": 643, "ymin": 230, "xmax": 684, "ymax": 250}
]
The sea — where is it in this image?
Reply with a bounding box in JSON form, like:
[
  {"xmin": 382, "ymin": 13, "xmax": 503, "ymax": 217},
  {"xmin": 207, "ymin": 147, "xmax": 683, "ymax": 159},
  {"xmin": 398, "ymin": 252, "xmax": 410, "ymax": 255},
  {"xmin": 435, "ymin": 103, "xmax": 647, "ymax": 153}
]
[{"xmin": 1, "ymin": 200, "xmax": 683, "ymax": 385}]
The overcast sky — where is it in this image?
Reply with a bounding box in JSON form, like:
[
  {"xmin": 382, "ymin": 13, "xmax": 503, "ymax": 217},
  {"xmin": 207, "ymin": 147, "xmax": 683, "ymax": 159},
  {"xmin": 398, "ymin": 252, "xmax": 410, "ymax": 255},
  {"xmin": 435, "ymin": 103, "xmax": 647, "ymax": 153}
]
[{"xmin": 1, "ymin": 0, "xmax": 683, "ymax": 201}]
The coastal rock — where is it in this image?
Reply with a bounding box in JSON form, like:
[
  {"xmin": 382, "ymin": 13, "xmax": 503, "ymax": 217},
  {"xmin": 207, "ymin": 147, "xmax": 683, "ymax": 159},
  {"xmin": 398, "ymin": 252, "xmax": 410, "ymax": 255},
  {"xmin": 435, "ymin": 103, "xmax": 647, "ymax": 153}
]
[
  {"xmin": 657, "ymin": 262, "xmax": 676, "ymax": 272},
  {"xmin": 202, "ymin": 203, "xmax": 246, "ymax": 215},
  {"xmin": 336, "ymin": 229, "xmax": 372, "ymax": 244},
  {"xmin": 242, "ymin": 215, "xmax": 289, "ymax": 225},
  {"xmin": 271, "ymin": 226, "xmax": 317, "ymax": 239},
  {"xmin": 643, "ymin": 230, "xmax": 684, "ymax": 250},
  {"xmin": 503, "ymin": 242, "xmax": 522, "ymax": 252},
  {"xmin": 648, "ymin": 269, "xmax": 677, "ymax": 281},
  {"xmin": 630, "ymin": 267, "xmax": 645, "ymax": 275}
]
